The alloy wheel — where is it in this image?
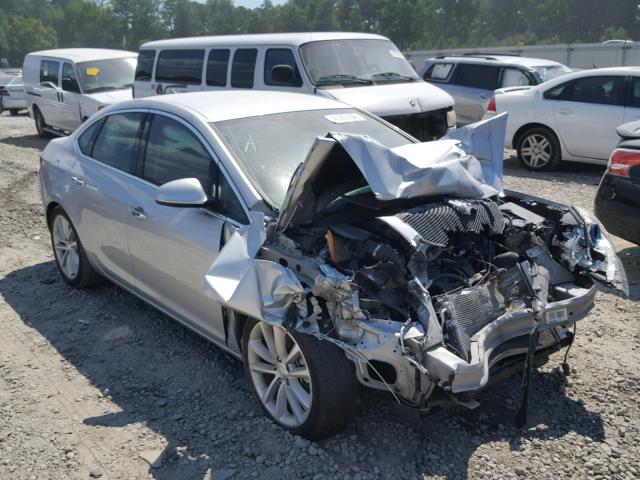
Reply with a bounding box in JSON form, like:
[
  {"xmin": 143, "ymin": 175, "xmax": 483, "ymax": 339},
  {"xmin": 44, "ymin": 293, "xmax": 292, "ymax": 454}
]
[
  {"xmin": 520, "ymin": 133, "xmax": 552, "ymax": 169},
  {"xmin": 52, "ymin": 215, "xmax": 80, "ymax": 280},
  {"xmin": 247, "ymin": 322, "xmax": 313, "ymax": 428}
]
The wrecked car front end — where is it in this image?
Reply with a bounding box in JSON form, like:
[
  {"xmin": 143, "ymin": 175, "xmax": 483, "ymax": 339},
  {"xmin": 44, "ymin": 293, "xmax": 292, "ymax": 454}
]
[{"xmin": 205, "ymin": 114, "xmax": 627, "ymax": 422}]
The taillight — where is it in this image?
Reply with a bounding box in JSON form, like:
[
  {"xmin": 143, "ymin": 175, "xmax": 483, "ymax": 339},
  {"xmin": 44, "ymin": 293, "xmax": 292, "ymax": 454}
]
[
  {"xmin": 0, "ymin": 88, "xmax": 9, "ymax": 96},
  {"xmin": 487, "ymin": 96, "xmax": 496, "ymax": 113},
  {"xmin": 608, "ymin": 148, "xmax": 640, "ymax": 177}
]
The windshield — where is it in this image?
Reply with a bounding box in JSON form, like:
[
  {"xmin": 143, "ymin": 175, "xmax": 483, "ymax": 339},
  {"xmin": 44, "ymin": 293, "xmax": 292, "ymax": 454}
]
[
  {"xmin": 213, "ymin": 108, "xmax": 413, "ymax": 208},
  {"xmin": 77, "ymin": 57, "xmax": 137, "ymax": 93},
  {"xmin": 300, "ymin": 39, "xmax": 419, "ymax": 86},
  {"xmin": 533, "ymin": 65, "xmax": 572, "ymax": 83}
]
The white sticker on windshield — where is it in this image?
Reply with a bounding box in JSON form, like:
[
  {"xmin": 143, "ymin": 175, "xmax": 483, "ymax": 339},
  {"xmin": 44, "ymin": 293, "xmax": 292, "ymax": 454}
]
[
  {"xmin": 389, "ymin": 50, "xmax": 404, "ymax": 59},
  {"xmin": 325, "ymin": 113, "xmax": 367, "ymax": 124}
]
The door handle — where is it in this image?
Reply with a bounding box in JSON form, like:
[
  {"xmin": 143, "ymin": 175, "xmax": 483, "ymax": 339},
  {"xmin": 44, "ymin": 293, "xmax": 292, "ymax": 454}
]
[
  {"xmin": 71, "ymin": 176, "xmax": 85, "ymax": 186},
  {"xmin": 557, "ymin": 108, "xmax": 572, "ymax": 115},
  {"xmin": 130, "ymin": 206, "xmax": 148, "ymax": 220}
]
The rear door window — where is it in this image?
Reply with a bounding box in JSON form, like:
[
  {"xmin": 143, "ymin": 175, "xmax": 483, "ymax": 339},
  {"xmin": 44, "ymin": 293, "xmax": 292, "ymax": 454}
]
[
  {"xmin": 40, "ymin": 60, "xmax": 60, "ymax": 85},
  {"xmin": 78, "ymin": 118, "xmax": 105, "ymax": 156},
  {"xmin": 566, "ymin": 76, "xmax": 625, "ymax": 106},
  {"xmin": 629, "ymin": 77, "xmax": 640, "ymax": 108},
  {"xmin": 91, "ymin": 112, "xmax": 145, "ymax": 173},
  {"xmin": 206, "ymin": 49, "xmax": 230, "ymax": 87},
  {"xmin": 135, "ymin": 50, "xmax": 156, "ymax": 81},
  {"xmin": 423, "ymin": 63, "xmax": 453, "ymax": 82},
  {"xmin": 264, "ymin": 48, "xmax": 302, "ymax": 87},
  {"xmin": 231, "ymin": 49, "xmax": 257, "ymax": 88},
  {"xmin": 452, "ymin": 64, "xmax": 500, "ymax": 90},
  {"xmin": 156, "ymin": 49, "xmax": 204, "ymax": 84},
  {"xmin": 543, "ymin": 81, "xmax": 571, "ymax": 100}
]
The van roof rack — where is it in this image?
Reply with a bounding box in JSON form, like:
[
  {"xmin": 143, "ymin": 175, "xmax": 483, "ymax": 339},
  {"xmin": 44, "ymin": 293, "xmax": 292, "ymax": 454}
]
[
  {"xmin": 463, "ymin": 52, "xmax": 522, "ymax": 57},
  {"xmin": 435, "ymin": 54, "xmax": 499, "ymax": 61}
]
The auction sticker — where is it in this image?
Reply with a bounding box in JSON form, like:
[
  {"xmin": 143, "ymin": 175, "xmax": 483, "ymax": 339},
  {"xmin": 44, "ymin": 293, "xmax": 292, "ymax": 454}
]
[{"xmin": 324, "ymin": 113, "xmax": 366, "ymax": 124}]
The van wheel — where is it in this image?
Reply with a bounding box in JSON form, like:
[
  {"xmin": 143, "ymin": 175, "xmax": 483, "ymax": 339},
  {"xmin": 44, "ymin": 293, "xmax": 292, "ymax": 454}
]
[
  {"xmin": 242, "ymin": 318, "xmax": 359, "ymax": 439},
  {"xmin": 34, "ymin": 107, "xmax": 53, "ymax": 138},
  {"xmin": 516, "ymin": 127, "xmax": 561, "ymax": 171},
  {"xmin": 49, "ymin": 206, "xmax": 100, "ymax": 287},
  {"xmin": 9, "ymin": 109, "xmax": 20, "ymax": 116}
]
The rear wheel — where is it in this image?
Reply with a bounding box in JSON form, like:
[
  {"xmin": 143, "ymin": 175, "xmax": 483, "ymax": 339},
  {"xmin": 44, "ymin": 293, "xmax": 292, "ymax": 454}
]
[
  {"xmin": 516, "ymin": 127, "xmax": 561, "ymax": 171},
  {"xmin": 34, "ymin": 107, "xmax": 53, "ymax": 138},
  {"xmin": 242, "ymin": 318, "xmax": 359, "ymax": 439},
  {"xmin": 9, "ymin": 109, "xmax": 20, "ymax": 116},
  {"xmin": 49, "ymin": 206, "xmax": 100, "ymax": 287}
]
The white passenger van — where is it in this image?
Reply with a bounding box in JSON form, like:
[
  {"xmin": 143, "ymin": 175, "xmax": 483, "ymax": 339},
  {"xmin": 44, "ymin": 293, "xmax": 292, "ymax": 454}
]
[
  {"xmin": 134, "ymin": 33, "xmax": 456, "ymax": 141},
  {"xmin": 23, "ymin": 49, "xmax": 137, "ymax": 136}
]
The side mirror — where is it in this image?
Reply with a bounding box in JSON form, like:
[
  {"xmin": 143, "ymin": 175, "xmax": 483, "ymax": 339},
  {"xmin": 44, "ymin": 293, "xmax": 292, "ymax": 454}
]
[
  {"xmin": 271, "ymin": 64, "xmax": 295, "ymax": 84},
  {"xmin": 155, "ymin": 178, "xmax": 208, "ymax": 207},
  {"xmin": 62, "ymin": 77, "xmax": 79, "ymax": 93}
]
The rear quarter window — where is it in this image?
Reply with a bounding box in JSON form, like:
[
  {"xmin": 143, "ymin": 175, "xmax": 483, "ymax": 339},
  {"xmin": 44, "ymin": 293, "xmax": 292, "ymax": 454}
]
[
  {"xmin": 156, "ymin": 49, "xmax": 204, "ymax": 84},
  {"xmin": 452, "ymin": 64, "xmax": 500, "ymax": 90},
  {"xmin": 135, "ymin": 50, "xmax": 156, "ymax": 81},
  {"xmin": 424, "ymin": 63, "xmax": 453, "ymax": 82}
]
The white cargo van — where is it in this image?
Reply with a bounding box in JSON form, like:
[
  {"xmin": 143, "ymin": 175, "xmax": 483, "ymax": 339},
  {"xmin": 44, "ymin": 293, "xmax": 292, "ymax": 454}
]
[
  {"xmin": 133, "ymin": 33, "xmax": 456, "ymax": 141},
  {"xmin": 23, "ymin": 49, "xmax": 137, "ymax": 136}
]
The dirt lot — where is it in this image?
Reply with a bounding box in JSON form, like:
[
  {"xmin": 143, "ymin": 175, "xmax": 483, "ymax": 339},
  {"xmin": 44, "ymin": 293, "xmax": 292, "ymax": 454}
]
[{"xmin": 0, "ymin": 111, "xmax": 639, "ymax": 480}]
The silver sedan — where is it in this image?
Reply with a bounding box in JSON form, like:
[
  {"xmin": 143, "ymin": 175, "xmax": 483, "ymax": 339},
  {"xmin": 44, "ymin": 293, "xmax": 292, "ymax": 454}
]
[{"xmin": 40, "ymin": 90, "xmax": 626, "ymax": 438}]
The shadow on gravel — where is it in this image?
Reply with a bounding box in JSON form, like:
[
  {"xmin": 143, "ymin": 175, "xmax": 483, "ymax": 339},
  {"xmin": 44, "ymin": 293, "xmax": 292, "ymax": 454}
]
[
  {"xmin": 0, "ymin": 134, "xmax": 49, "ymax": 150},
  {"xmin": 504, "ymin": 155, "xmax": 606, "ymax": 185},
  {"xmin": 0, "ymin": 260, "xmax": 606, "ymax": 480}
]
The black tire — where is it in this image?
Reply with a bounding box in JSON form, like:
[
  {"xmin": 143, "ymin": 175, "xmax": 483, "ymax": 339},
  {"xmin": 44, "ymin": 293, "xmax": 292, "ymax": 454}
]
[
  {"xmin": 242, "ymin": 317, "xmax": 359, "ymax": 439},
  {"xmin": 9, "ymin": 109, "xmax": 20, "ymax": 116},
  {"xmin": 34, "ymin": 107, "xmax": 53, "ymax": 138},
  {"xmin": 516, "ymin": 126, "xmax": 561, "ymax": 171},
  {"xmin": 49, "ymin": 206, "xmax": 100, "ymax": 288}
]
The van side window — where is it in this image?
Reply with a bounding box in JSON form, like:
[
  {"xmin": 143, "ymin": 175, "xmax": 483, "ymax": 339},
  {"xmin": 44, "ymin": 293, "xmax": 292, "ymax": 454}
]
[
  {"xmin": 61, "ymin": 63, "xmax": 80, "ymax": 93},
  {"xmin": 135, "ymin": 50, "xmax": 156, "ymax": 81},
  {"xmin": 452, "ymin": 64, "xmax": 500, "ymax": 90},
  {"xmin": 92, "ymin": 113, "xmax": 145, "ymax": 173},
  {"xmin": 206, "ymin": 49, "xmax": 230, "ymax": 87},
  {"xmin": 231, "ymin": 49, "xmax": 257, "ymax": 88},
  {"xmin": 264, "ymin": 49, "xmax": 302, "ymax": 87},
  {"xmin": 156, "ymin": 49, "xmax": 204, "ymax": 84},
  {"xmin": 40, "ymin": 60, "xmax": 60, "ymax": 85}
]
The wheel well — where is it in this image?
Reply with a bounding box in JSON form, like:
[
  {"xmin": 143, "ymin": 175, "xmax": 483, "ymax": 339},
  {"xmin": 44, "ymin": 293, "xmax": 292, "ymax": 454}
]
[
  {"xmin": 512, "ymin": 123, "xmax": 557, "ymax": 149},
  {"xmin": 232, "ymin": 312, "xmax": 249, "ymax": 354},
  {"xmin": 45, "ymin": 202, "xmax": 60, "ymax": 229}
]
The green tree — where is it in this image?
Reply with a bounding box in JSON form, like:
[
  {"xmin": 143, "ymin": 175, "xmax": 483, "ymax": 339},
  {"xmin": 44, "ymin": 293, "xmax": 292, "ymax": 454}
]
[{"xmin": 6, "ymin": 15, "xmax": 57, "ymax": 65}]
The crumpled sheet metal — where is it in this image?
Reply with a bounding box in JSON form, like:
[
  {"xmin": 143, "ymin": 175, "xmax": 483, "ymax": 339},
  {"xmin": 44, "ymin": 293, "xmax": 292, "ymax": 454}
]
[
  {"xmin": 330, "ymin": 113, "xmax": 508, "ymax": 201},
  {"xmin": 203, "ymin": 211, "xmax": 304, "ymax": 324}
]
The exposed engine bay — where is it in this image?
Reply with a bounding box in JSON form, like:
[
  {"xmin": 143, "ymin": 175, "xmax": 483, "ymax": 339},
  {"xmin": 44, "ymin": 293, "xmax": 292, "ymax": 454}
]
[{"xmin": 204, "ymin": 114, "xmax": 628, "ymax": 419}]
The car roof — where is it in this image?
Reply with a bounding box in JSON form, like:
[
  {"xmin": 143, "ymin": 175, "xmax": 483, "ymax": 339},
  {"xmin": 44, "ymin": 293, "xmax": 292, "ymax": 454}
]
[
  {"xmin": 27, "ymin": 48, "xmax": 137, "ymax": 62},
  {"xmin": 142, "ymin": 32, "xmax": 389, "ymax": 49},
  {"xmin": 113, "ymin": 90, "xmax": 352, "ymax": 122},
  {"xmin": 534, "ymin": 66, "xmax": 640, "ymax": 89},
  {"xmin": 429, "ymin": 54, "xmax": 566, "ymax": 68}
]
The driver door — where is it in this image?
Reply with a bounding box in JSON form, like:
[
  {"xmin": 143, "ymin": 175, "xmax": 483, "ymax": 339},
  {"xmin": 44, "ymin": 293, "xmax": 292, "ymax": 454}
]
[
  {"xmin": 125, "ymin": 113, "xmax": 249, "ymax": 342},
  {"xmin": 59, "ymin": 62, "xmax": 84, "ymax": 131}
]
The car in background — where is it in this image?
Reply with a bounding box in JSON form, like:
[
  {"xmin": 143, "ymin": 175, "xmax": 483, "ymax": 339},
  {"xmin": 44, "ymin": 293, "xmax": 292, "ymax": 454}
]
[
  {"xmin": 595, "ymin": 121, "xmax": 640, "ymax": 245},
  {"xmin": 483, "ymin": 67, "xmax": 640, "ymax": 170},
  {"xmin": 23, "ymin": 49, "xmax": 137, "ymax": 137},
  {"xmin": 133, "ymin": 32, "xmax": 456, "ymax": 141},
  {"xmin": 0, "ymin": 75, "xmax": 26, "ymax": 115},
  {"xmin": 419, "ymin": 54, "xmax": 571, "ymax": 125},
  {"xmin": 39, "ymin": 90, "xmax": 626, "ymax": 438}
]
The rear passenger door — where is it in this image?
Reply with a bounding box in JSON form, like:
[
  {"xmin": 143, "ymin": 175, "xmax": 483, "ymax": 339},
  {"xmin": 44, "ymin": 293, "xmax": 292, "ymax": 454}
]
[
  {"xmin": 449, "ymin": 63, "xmax": 500, "ymax": 124},
  {"xmin": 623, "ymin": 76, "xmax": 640, "ymax": 123},
  {"xmin": 552, "ymin": 75, "xmax": 625, "ymax": 160},
  {"xmin": 125, "ymin": 113, "xmax": 249, "ymax": 341},
  {"xmin": 35, "ymin": 59, "xmax": 64, "ymax": 127},
  {"xmin": 154, "ymin": 49, "xmax": 204, "ymax": 95},
  {"xmin": 72, "ymin": 111, "xmax": 145, "ymax": 287}
]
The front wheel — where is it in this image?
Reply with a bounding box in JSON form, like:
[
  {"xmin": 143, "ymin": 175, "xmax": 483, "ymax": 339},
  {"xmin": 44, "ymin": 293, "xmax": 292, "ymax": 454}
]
[
  {"xmin": 34, "ymin": 107, "xmax": 53, "ymax": 138},
  {"xmin": 516, "ymin": 127, "xmax": 561, "ymax": 171},
  {"xmin": 242, "ymin": 318, "xmax": 359, "ymax": 439}
]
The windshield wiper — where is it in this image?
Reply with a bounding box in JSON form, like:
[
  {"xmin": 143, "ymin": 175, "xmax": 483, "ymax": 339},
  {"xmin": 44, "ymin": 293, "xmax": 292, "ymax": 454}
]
[
  {"xmin": 316, "ymin": 74, "xmax": 373, "ymax": 86},
  {"xmin": 371, "ymin": 72, "xmax": 416, "ymax": 82}
]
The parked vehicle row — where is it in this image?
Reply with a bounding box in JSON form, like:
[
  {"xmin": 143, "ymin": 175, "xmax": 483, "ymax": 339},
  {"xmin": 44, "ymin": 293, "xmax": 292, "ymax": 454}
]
[{"xmin": 0, "ymin": 75, "xmax": 26, "ymax": 115}]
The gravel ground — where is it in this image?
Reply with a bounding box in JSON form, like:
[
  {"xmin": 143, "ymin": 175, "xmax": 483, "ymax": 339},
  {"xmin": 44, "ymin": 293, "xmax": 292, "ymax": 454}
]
[{"xmin": 0, "ymin": 111, "xmax": 639, "ymax": 480}]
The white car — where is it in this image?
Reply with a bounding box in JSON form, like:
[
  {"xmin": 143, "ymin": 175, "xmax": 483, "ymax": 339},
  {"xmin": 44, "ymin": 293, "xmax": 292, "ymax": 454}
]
[
  {"xmin": 484, "ymin": 67, "xmax": 640, "ymax": 170},
  {"xmin": 23, "ymin": 49, "xmax": 137, "ymax": 136},
  {"xmin": 0, "ymin": 75, "xmax": 26, "ymax": 114}
]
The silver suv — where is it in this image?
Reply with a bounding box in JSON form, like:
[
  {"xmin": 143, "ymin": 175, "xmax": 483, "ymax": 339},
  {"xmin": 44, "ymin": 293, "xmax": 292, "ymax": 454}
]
[{"xmin": 419, "ymin": 54, "xmax": 571, "ymax": 125}]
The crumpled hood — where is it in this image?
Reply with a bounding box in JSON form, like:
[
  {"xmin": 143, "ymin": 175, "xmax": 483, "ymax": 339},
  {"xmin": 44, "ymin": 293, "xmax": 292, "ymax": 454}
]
[
  {"xmin": 320, "ymin": 81, "xmax": 454, "ymax": 117},
  {"xmin": 276, "ymin": 113, "xmax": 508, "ymax": 233},
  {"xmin": 85, "ymin": 88, "xmax": 133, "ymax": 106}
]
